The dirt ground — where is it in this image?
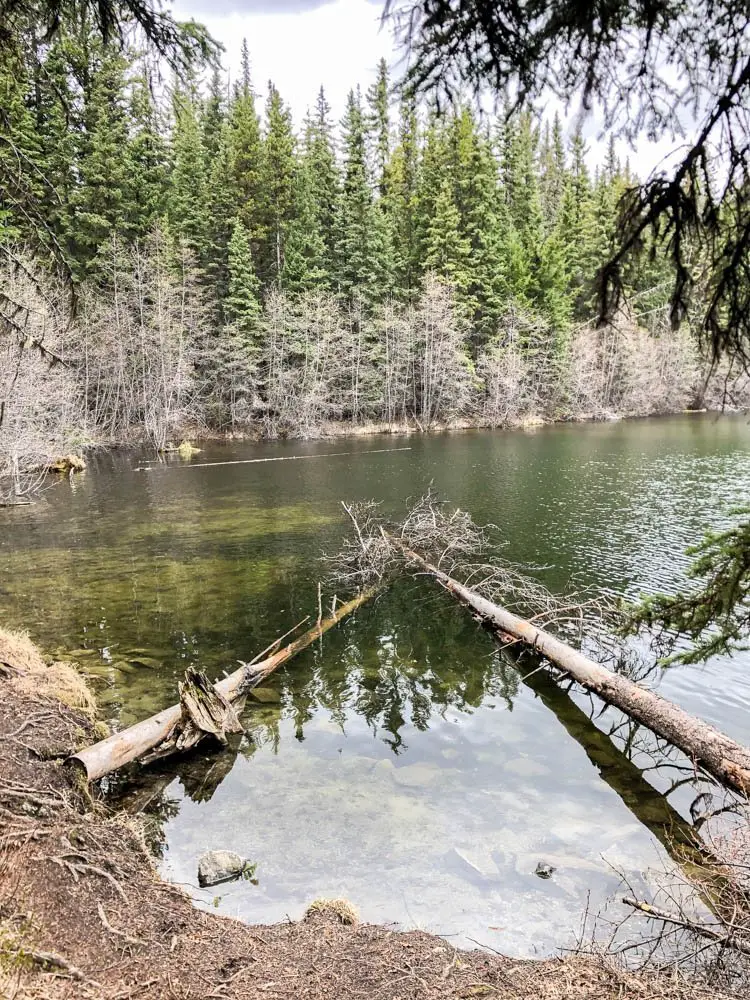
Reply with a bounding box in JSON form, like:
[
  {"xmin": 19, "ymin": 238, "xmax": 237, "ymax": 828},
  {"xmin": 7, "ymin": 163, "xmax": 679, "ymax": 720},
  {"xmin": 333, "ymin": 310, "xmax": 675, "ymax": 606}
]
[{"xmin": 0, "ymin": 629, "xmax": 739, "ymax": 999}]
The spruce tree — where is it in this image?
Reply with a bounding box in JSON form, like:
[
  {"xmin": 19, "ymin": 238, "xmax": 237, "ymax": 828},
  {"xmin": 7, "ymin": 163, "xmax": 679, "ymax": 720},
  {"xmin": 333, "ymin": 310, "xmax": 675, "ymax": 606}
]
[
  {"xmin": 447, "ymin": 107, "xmax": 506, "ymax": 339},
  {"xmin": 205, "ymin": 120, "xmax": 240, "ymax": 315},
  {"xmin": 33, "ymin": 37, "xmax": 77, "ymax": 250},
  {"xmin": 229, "ymin": 40, "xmax": 263, "ymax": 245},
  {"xmin": 422, "ymin": 177, "xmax": 472, "ymax": 290},
  {"xmin": 226, "ymin": 217, "xmax": 262, "ymax": 339},
  {"xmin": 539, "ymin": 113, "xmax": 566, "ymax": 231},
  {"xmin": 282, "ymin": 160, "xmax": 330, "ymax": 291},
  {"xmin": 127, "ymin": 69, "xmax": 168, "ymax": 242},
  {"xmin": 335, "ymin": 87, "xmax": 393, "ymax": 301},
  {"xmin": 382, "ymin": 92, "xmax": 420, "ymax": 296},
  {"xmin": 168, "ymin": 83, "xmax": 209, "ymax": 265},
  {"xmin": 557, "ymin": 124, "xmax": 595, "ymax": 315},
  {"xmin": 258, "ymin": 82, "xmax": 297, "ymax": 285},
  {"xmin": 71, "ymin": 44, "xmax": 130, "ymax": 272},
  {"xmin": 289, "ymin": 87, "xmax": 339, "ymax": 288},
  {"xmin": 0, "ymin": 43, "xmax": 43, "ymax": 244},
  {"xmin": 366, "ymin": 57, "xmax": 391, "ymax": 197},
  {"xmin": 202, "ymin": 67, "xmax": 226, "ymax": 162}
]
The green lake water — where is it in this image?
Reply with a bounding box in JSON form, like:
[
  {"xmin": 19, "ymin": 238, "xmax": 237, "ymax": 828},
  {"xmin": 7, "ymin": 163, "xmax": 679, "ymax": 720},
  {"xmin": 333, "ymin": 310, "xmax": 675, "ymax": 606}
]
[{"xmin": 2, "ymin": 414, "xmax": 750, "ymax": 955}]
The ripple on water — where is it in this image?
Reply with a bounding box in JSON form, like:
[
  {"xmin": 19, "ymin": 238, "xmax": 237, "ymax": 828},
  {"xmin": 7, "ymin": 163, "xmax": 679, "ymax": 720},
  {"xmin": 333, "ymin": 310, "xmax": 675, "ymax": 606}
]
[{"xmin": 2, "ymin": 415, "xmax": 750, "ymax": 952}]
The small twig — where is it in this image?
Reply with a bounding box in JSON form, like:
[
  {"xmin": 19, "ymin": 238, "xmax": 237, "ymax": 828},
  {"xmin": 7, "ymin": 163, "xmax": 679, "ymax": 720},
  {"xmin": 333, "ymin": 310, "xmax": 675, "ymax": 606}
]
[
  {"xmin": 623, "ymin": 896, "xmax": 750, "ymax": 956},
  {"xmin": 97, "ymin": 902, "xmax": 143, "ymax": 947},
  {"xmin": 27, "ymin": 948, "xmax": 93, "ymax": 983},
  {"xmin": 244, "ymin": 617, "xmax": 310, "ymax": 668},
  {"xmin": 0, "ymin": 712, "xmax": 55, "ymax": 740}
]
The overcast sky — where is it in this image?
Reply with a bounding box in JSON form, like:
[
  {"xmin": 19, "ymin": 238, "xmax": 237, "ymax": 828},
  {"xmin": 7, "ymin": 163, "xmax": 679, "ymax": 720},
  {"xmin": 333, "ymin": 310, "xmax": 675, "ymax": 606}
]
[{"xmin": 171, "ymin": 0, "xmax": 681, "ymax": 176}]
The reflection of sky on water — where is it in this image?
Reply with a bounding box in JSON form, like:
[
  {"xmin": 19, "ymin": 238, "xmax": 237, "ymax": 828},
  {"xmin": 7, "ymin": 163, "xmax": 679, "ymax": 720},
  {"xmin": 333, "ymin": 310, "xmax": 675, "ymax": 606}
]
[{"xmin": 160, "ymin": 696, "xmax": 665, "ymax": 955}]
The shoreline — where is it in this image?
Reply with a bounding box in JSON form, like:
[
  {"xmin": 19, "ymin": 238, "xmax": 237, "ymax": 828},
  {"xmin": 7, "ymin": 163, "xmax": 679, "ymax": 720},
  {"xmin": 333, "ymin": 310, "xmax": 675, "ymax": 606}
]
[
  {"xmin": 0, "ymin": 627, "xmax": 732, "ymax": 1000},
  {"xmin": 42, "ymin": 405, "xmax": 734, "ymax": 470}
]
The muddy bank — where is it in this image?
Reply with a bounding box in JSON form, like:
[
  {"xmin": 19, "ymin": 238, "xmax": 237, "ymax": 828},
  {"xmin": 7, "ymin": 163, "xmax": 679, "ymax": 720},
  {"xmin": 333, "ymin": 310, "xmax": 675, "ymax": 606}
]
[{"xmin": 0, "ymin": 629, "xmax": 732, "ymax": 999}]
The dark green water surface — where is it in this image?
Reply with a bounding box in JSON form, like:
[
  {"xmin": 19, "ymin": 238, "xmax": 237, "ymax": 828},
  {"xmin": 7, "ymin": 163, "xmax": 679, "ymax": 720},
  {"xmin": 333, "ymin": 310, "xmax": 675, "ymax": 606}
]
[{"xmin": 2, "ymin": 414, "xmax": 750, "ymax": 955}]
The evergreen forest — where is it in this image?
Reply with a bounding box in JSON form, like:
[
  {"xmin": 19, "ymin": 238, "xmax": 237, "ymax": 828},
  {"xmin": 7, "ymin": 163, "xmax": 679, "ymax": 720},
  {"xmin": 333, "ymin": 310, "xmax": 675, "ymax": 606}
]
[{"xmin": 1, "ymin": 29, "xmax": 742, "ymax": 483}]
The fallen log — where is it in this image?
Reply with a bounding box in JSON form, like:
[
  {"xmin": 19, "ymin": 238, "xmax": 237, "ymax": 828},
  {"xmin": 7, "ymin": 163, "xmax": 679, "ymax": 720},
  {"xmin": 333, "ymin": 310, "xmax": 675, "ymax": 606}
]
[
  {"xmin": 70, "ymin": 587, "xmax": 377, "ymax": 782},
  {"xmin": 392, "ymin": 538, "xmax": 750, "ymax": 797}
]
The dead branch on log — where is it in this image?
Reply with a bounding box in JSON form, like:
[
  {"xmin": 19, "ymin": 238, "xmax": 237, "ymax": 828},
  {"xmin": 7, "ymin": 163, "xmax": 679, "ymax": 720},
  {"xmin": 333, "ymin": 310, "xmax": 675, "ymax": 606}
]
[
  {"xmin": 623, "ymin": 896, "xmax": 750, "ymax": 957},
  {"xmin": 69, "ymin": 586, "xmax": 378, "ymax": 782},
  {"xmin": 143, "ymin": 668, "xmax": 244, "ymax": 763}
]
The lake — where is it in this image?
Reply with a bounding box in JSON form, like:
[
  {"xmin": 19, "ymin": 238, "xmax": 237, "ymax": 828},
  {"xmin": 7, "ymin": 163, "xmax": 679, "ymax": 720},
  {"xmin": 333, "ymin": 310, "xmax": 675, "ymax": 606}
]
[{"xmin": 2, "ymin": 413, "xmax": 749, "ymax": 955}]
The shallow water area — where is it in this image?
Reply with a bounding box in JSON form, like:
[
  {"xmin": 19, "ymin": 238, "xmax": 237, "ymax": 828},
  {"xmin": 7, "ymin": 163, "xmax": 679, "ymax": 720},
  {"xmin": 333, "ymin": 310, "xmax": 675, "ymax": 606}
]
[{"xmin": 2, "ymin": 414, "xmax": 750, "ymax": 954}]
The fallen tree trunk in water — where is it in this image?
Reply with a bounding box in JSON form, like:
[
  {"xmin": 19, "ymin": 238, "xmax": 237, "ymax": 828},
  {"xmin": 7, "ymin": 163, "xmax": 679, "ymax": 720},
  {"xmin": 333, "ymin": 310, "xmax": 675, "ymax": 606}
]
[
  {"xmin": 391, "ymin": 538, "xmax": 750, "ymax": 796},
  {"xmin": 70, "ymin": 588, "xmax": 377, "ymax": 782}
]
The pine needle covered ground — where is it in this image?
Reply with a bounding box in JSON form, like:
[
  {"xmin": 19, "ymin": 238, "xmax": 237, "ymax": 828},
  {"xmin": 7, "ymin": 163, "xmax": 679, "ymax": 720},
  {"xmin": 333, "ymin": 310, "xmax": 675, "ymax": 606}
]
[{"xmin": 0, "ymin": 627, "xmax": 743, "ymax": 1000}]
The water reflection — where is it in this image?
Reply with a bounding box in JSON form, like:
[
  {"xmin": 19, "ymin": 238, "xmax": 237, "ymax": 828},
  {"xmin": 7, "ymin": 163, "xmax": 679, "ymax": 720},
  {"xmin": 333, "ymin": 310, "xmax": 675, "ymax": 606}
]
[{"xmin": 3, "ymin": 415, "xmax": 750, "ymax": 952}]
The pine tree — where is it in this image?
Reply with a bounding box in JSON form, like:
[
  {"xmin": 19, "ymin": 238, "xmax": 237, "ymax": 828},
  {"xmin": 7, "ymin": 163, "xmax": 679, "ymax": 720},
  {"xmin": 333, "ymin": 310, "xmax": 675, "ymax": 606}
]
[
  {"xmin": 258, "ymin": 82, "xmax": 297, "ymax": 285},
  {"xmin": 335, "ymin": 88, "xmax": 393, "ymax": 301},
  {"xmin": 366, "ymin": 57, "xmax": 390, "ymax": 197},
  {"xmin": 127, "ymin": 69, "xmax": 168, "ymax": 242}
]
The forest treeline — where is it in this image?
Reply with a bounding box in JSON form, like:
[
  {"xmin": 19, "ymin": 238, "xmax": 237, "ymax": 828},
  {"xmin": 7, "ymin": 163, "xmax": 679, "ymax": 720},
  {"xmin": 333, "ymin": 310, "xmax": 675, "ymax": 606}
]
[{"xmin": 1, "ymin": 29, "xmax": 744, "ymax": 488}]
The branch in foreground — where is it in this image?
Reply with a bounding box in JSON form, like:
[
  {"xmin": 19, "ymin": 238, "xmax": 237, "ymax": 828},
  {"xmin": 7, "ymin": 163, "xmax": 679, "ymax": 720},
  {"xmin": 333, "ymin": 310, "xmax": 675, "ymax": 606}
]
[{"xmin": 623, "ymin": 896, "xmax": 750, "ymax": 958}]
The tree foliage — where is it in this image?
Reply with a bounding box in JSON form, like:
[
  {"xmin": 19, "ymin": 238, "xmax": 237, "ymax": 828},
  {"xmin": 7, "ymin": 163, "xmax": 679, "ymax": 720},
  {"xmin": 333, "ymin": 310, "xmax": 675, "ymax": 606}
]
[
  {"xmin": 385, "ymin": 0, "xmax": 750, "ymax": 365},
  {"xmin": 628, "ymin": 514, "xmax": 750, "ymax": 664}
]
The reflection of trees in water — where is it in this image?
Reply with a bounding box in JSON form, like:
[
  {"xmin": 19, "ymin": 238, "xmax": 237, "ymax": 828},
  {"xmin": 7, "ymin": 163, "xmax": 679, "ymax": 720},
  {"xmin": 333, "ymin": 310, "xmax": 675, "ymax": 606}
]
[
  {"xmin": 109, "ymin": 582, "xmax": 744, "ymax": 876},
  {"xmin": 282, "ymin": 583, "xmax": 521, "ymax": 752}
]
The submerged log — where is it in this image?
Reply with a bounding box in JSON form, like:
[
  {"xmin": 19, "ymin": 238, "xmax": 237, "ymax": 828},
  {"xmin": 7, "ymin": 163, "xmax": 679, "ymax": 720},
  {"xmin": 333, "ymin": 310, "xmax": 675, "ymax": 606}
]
[
  {"xmin": 392, "ymin": 538, "xmax": 750, "ymax": 797},
  {"xmin": 70, "ymin": 587, "xmax": 377, "ymax": 782}
]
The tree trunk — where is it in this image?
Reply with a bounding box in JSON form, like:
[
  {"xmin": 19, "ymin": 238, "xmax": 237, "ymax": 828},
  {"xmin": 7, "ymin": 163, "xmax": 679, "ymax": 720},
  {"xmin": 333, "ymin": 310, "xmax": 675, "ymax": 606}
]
[
  {"xmin": 392, "ymin": 538, "xmax": 750, "ymax": 796},
  {"xmin": 69, "ymin": 587, "xmax": 377, "ymax": 782}
]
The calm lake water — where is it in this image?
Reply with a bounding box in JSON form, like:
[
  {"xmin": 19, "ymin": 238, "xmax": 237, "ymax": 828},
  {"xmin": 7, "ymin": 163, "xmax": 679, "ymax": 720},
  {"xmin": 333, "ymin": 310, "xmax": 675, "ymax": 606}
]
[{"xmin": 2, "ymin": 414, "xmax": 750, "ymax": 955}]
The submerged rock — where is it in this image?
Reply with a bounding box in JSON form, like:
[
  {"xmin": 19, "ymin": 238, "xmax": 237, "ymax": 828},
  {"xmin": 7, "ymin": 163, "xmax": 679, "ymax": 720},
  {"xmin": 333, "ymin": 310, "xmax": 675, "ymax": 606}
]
[
  {"xmin": 197, "ymin": 850, "xmax": 252, "ymax": 887},
  {"xmin": 534, "ymin": 861, "xmax": 556, "ymax": 880},
  {"xmin": 248, "ymin": 686, "xmax": 281, "ymax": 703}
]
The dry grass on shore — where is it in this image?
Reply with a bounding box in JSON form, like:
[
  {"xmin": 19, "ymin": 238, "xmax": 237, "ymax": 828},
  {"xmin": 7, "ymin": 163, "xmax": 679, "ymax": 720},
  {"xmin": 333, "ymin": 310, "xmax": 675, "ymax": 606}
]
[{"xmin": 0, "ymin": 627, "xmax": 95, "ymax": 715}]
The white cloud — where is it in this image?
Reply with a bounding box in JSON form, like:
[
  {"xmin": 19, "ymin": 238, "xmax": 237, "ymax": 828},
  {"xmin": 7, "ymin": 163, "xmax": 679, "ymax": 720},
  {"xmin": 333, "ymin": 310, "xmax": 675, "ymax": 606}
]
[
  {"xmin": 173, "ymin": 0, "xmax": 394, "ymax": 124},
  {"xmin": 172, "ymin": 0, "xmax": 684, "ymax": 178}
]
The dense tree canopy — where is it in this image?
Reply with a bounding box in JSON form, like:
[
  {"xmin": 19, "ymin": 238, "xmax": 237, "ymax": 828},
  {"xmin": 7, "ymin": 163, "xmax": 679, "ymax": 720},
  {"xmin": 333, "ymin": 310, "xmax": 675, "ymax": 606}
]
[{"xmin": 385, "ymin": 0, "xmax": 750, "ymax": 364}]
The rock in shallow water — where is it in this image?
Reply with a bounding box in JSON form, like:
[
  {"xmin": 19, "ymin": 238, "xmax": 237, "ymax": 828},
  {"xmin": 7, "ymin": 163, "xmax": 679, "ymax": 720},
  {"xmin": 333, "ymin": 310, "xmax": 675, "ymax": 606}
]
[{"xmin": 198, "ymin": 850, "xmax": 250, "ymax": 887}]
